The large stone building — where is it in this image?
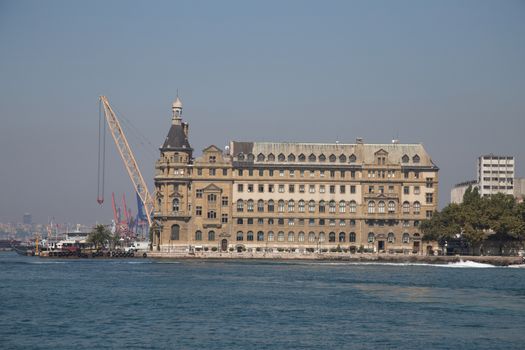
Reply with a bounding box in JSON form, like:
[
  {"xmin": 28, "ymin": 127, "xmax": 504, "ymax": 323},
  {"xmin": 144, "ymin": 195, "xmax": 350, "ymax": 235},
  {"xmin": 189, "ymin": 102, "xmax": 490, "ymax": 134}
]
[{"xmin": 152, "ymin": 98, "xmax": 439, "ymax": 254}]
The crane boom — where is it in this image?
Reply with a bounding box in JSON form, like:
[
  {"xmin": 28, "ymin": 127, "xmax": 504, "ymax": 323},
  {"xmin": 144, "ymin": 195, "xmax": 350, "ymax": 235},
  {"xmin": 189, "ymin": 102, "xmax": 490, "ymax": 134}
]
[{"xmin": 99, "ymin": 96, "xmax": 154, "ymax": 226}]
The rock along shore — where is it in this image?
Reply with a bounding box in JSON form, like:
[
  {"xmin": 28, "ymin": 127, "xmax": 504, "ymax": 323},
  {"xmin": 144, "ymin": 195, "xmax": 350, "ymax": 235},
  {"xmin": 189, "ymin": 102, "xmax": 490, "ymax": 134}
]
[{"xmin": 147, "ymin": 251, "xmax": 524, "ymax": 266}]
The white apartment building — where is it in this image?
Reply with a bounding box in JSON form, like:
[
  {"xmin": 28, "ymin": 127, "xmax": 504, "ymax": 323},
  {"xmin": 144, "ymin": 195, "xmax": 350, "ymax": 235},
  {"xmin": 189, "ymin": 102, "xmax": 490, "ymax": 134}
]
[{"xmin": 477, "ymin": 155, "xmax": 514, "ymax": 197}]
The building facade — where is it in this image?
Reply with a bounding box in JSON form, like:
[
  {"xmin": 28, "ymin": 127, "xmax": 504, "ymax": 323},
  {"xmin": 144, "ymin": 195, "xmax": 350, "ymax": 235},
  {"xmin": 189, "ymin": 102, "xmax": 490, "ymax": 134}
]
[
  {"xmin": 450, "ymin": 180, "xmax": 478, "ymax": 204},
  {"xmin": 152, "ymin": 99, "xmax": 439, "ymax": 254},
  {"xmin": 478, "ymin": 155, "xmax": 514, "ymax": 197}
]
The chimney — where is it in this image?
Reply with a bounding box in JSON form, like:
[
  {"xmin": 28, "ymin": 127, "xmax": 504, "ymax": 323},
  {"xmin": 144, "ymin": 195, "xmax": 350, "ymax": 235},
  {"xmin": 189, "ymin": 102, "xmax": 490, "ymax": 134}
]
[{"xmin": 182, "ymin": 122, "xmax": 189, "ymax": 137}]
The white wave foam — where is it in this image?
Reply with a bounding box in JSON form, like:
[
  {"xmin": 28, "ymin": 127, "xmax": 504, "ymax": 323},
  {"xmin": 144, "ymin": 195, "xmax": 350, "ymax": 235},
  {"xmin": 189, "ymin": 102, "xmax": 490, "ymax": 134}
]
[{"xmin": 445, "ymin": 260, "xmax": 496, "ymax": 268}]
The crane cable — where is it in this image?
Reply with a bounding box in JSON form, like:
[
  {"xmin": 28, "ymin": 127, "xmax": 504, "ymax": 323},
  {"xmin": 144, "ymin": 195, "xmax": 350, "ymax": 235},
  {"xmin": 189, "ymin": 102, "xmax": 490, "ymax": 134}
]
[{"xmin": 97, "ymin": 99, "xmax": 106, "ymax": 204}]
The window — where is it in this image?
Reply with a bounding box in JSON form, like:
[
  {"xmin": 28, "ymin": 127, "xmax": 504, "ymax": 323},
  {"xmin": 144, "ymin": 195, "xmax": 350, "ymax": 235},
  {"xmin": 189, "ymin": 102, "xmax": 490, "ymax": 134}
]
[
  {"xmin": 426, "ymin": 177, "xmax": 433, "ymax": 188},
  {"xmin": 221, "ymin": 214, "xmax": 228, "ymax": 223},
  {"xmin": 426, "ymin": 193, "xmax": 433, "ymax": 204},
  {"xmin": 350, "ymin": 185, "xmax": 356, "ymax": 194},
  {"xmin": 237, "ymin": 218, "xmax": 243, "ymax": 225},
  {"xmin": 268, "ymin": 231, "xmax": 274, "ymax": 241},
  {"xmin": 330, "ymin": 170, "xmax": 335, "ymax": 178},
  {"xmin": 279, "ymin": 170, "xmax": 284, "ymax": 177},
  {"xmin": 403, "ymin": 201, "xmax": 410, "ymax": 214},
  {"xmin": 288, "ymin": 232, "xmax": 295, "ymax": 242},
  {"xmin": 258, "ymin": 184, "xmax": 264, "ymax": 193},
  {"xmin": 268, "ymin": 200, "xmax": 275, "ymax": 212},
  {"xmin": 319, "ymin": 219, "xmax": 325, "ymax": 225},
  {"xmin": 171, "ymin": 225, "xmax": 180, "ymax": 240},
  {"xmin": 308, "ymin": 200, "xmax": 316, "ymax": 213},
  {"xmin": 278, "ymin": 184, "xmax": 285, "ymax": 193},
  {"xmin": 339, "ymin": 201, "xmax": 346, "ymax": 213},
  {"xmin": 247, "ymin": 231, "xmax": 254, "ymax": 241},
  {"xmin": 258, "ymin": 218, "xmax": 264, "ymax": 225},
  {"xmin": 319, "ymin": 232, "xmax": 325, "ymax": 242},
  {"xmin": 403, "ymin": 186, "xmax": 409, "ymax": 195},
  {"xmin": 309, "ymin": 218, "xmax": 315, "ymax": 225},
  {"xmin": 414, "ymin": 186, "xmax": 420, "ymax": 194},
  {"xmin": 288, "ymin": 200, "xmax": 295, "ymax": 212},
  {"xmin": 329, "ymin": 232, "xmax": 336, "ymax": 242},
  {"xmin": 238, "ymin": 169, "xmax": 243, "ymax": 176},
  {"xmin": 402, "ymin": 233, "xmax": 410, "ymax": 243},
  {"xmin": 387, "ymin": 232, "xmax": 395, "ymax": 243},
  {"xmin": 278, "ymin": 231, "xmax": 285, "ymax": 241},
  {"xmin": 378, "ymin": 201, "xmax": 385, "ymax": 213},
  {"xmin": 268, "ymin": 184, "xmax": 274, "ymax": 193},
  {"xmin": 329, "ymin": 200, "xmax": 336, "ymax": 213},
  {"xmin": 369, "ymin": 186, "xmax": 374, "ymax": 194},
  {"xmin": 319, "ymin": 200, "xmax": 326, "ymax": 213},
  {"xmin": 268, "ymin": 153, "xmax": 275, "ymax": 161},
  {"xmin": 298, "ymin": 232, "xmax": 305, "ymax": 242},
  {"xmin": 339, "ymin": 232, "xmax": 346, "ymax": 242},
  {"xmin": 248, "ymin": 184, "xmax": 254, "ymax": 192},
  {"xmin": 299, "ymin": 185, "xmax": 305, "ymax": 193},
  {"xmin": 288, "ymin": 154, "xmax": 296, "ymax": 162},
  {"xmin": 299, "ymin": 154, "xmax": 306, "ymax": 162},
  {"xmin": 237, "ymin": 184, "xmax": 244, "ymax": 192},
  {"xmin": 248, "ymin": 169, "xmax": 254, "ymax": 177},
  {"xmin": 349, "ymin": 154, "xmax": 356, "ymax": 163},
  {"xmin": 426, "ymin": 210, "xmax": 433, "ymax": 219},
  {"xmin": 197, "ymin": 168, "xmax": 203, "ymax": 176},
  {"xmin": 339, "ymin": 219, "xmax": 345, "ymax": 226},
  {"xmin": 247, "ymin": 200, "xmax": 254, "ymax": 212},
  {"xmin": 388, "ymin": 201, "xmax": 396, "ymax": 213},
  {"xmin": 414, "ymin": 201, "xmax": 421, "ymax": 214},
  {"xmin": 308, "ymin": 232, "xmax": 316, "ymax": 242},
  {"xmin": 367, "ymin": 232, "xmax": 375, "ymax": 243},
  {"xmin": 257, "ymin": 199, "xmax": 264, "ymax": 212},
  {"xmin": 257, "ymin": 231, "xmax": 264, "ymax": 241},
  {"xmin": 278, "ymin": 200, "xmax": 285, "ymax": 212},
  {"xmin": 319, "ymin": 154, "xmax": 326, "ymax": 162},
  {"xmin": 340, "ymin": 185, "xmax": 345, "ymax": 194},
  {"xmin": 330, "ymin": 185, "xmax": 336, "ymax": 194},
  {"xmin": 195, "ymin": 230, "xmax": 202, "ymax": 241},
  {"xmin": 309, "ymin": 185, "xmax": 315, "ymax": 193},
  {"xmin": 298, "ymin": 200, "xmax": 305, "ymax": 212},
  {"xmin": 208, "ymin": 231, "xmax": 215, "ymax": 241},
  {"xmin": 196, "ymin": 206, "xmax": 202, "ymax": 216},
  {"xmin": 222, "ymin": 169, "xmax": 227, "ymax": 176},
  {"xmin": 278, "ymin": 153, "xmax": 285, "ymax": 162},
  {"xmin": 257, "ymin": 153, "xmax": 265, "ymax": 162},
  {"xmin": 289, "ymin": 184, "xmax": 295, "ymax": 193},
  {"xmin": 349, "ymin": 200, "xmax": 357, "ymax": 213},
  {"xmin": 237, "ymin": 199, "xmax": 244, "ymax": 212},
  {"xmin": 368, "ymin": 201, "xmax": 375, "ymax": 213},
  {"xmin": 172, "ymin": 198, "xmax": 180, "ymax": 212},
  {"xmin": 288, "ymin": 218, "xmax": 294, "ymax": 226},
  {"xmin": 350, "ymin": 219, "xmax": 356, "ymax": 226},
  {"xmin": 339, "ymin": 154, "xmax": 347, "ymax": 163},
  {"xmin": 209, "ymin": 168, "xmax": 216, "ymax": 176},
  {"xmin": 413, "ymin": 154, "xmax": 420, "ymax": 163},
  {"xmin": 349, "ymin": 232, "xmax": 356, "ymax": 242},
  {"xmin": 329, "ymin": 154, "xmax": 336, "ymax": 162},
  {"xmin": 207, "ymin": 194, "xmax": 217, "ymax": 203},
  {"xmin": 269, "ymin": 169, "xmax": 274, "ymax": 176},
  {"xmin": 207, "ymin": 210, "xmax": 216, "ymax": 219},
  {"xmin": 309, "ymin": 154, "xmax": 316, "ymax": 162},
  {"xmin": 236, "ymin": 231, "xmax": 243, "ymax": 241},
  {"xmin": 196, "ymin": 189, "xmax": 203, "ymax": 198},
  {"xmin": 402, "ymin": 155, "xmax": 409, "ymax": 163},
  {"xmin": 247, "ymin": 153, "xmax": 254, "ymax": 161},
  {"xmin": 319, "ymin": 185, "xmax": 325, "ymax": 193},
  {"xmin": 351, "ymin": 171, "xmax": 356, "ymax": 179}
]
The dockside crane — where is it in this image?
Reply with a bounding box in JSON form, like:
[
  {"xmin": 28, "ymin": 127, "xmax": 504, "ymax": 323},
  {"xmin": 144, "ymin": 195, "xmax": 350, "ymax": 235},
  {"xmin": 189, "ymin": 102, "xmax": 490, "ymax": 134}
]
[{"xmin": 97, "ymin": 96, "xmax": 154, "ymax": 228}]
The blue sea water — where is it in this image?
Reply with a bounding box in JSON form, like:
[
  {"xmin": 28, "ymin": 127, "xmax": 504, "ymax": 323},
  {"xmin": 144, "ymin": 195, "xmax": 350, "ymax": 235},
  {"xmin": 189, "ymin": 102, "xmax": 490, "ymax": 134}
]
[{"xmin": 0, "ymin": 252, "xmax": 524, "ymax": 349}]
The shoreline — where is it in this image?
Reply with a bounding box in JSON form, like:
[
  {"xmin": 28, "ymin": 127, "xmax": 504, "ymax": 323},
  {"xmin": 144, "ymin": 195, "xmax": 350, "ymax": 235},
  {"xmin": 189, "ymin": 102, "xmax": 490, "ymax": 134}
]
[{"xmin": 147, "ymin": 251, "xmax": 524, "ymax": 266}]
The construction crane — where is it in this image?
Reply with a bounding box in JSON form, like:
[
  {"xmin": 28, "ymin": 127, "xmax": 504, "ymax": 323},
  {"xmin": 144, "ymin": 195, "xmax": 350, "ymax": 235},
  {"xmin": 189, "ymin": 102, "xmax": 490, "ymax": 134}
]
[{"xmin": 97, "ymin": 96, "xmax": 154, "ymax": 227}]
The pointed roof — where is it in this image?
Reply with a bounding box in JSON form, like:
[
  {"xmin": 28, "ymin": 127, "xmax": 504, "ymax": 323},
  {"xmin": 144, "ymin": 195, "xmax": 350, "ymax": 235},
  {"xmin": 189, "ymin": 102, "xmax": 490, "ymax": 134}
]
[
  {"xmin": 172, "ymin": 96, "xmax": 183, "ymax": 109},
  {"xmin": 161, "ymin": 124, "xmax": 192, "ymax": 151}
]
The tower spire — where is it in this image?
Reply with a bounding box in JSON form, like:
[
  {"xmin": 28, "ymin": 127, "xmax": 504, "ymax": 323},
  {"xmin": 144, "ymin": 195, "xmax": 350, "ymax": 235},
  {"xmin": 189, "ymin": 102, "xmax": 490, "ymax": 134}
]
[{"xmin": 172, "ymin": 94, "xmax": 183, "ymax": 125}]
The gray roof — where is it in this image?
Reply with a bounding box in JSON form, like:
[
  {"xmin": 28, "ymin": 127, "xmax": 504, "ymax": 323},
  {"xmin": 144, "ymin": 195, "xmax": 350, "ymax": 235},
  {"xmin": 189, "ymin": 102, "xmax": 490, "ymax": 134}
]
[{"xmin": 161, "ymin": 124, "xmax": 192, "ymax": 151}]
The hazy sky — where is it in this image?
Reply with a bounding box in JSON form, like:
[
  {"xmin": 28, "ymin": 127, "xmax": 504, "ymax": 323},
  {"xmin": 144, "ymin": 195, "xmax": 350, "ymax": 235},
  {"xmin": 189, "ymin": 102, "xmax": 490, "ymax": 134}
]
[{"xmin": 1, "ymin": 0, "xmax": 524, "ymax": 225}]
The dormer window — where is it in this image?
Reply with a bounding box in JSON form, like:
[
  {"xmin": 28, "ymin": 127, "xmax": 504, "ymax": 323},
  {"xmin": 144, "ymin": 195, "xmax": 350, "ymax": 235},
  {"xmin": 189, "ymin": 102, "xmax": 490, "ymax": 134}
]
[
  {"xmin": 288, "ymin": 153, "xmax": 296, "ymax": 162},
  {"xmin": 308, "ymin": 153, "xmax": 316, "ymax": 162},
  {"xmin": 257, "ymin": 153, "xmax": 265, "ymax": 162},
  {"xmin": 298, "ymin": 154, "xmax": 306, "ymax": 162},
  {"xmin": 413, "ymin": 154, "xmax": 420, "ymax": 163},
  {"xmin": 319, "ymin": 154, "xmax": 326, "ymax": 162},
  {"xmin": 247, "ymin": 153, "xmax": 254, "ymax": 161},
  {"xmin": 238, "ymin": 153, "xmax": 245, "ymax": 161},
  {"xmin": 349, "ymin": 154, "xmax": 356, "ymax": 163},
  {"xmin": 268, "ymin": 153, "xmax": 275, "ymax": 161},
  {"xmin": 402, "ymin": 155, "xmax": 409, "ymax": 163},
  {"xmin": 278, "ymin": 153, "xmax": 285, "ymax": 162},
  {"xmin": 329, "ymin": 154, "xmax": 336, "ymax": 162},
  {"xmin": 339, "ymin": 154, "xmax": 346, "ymax": 163}
]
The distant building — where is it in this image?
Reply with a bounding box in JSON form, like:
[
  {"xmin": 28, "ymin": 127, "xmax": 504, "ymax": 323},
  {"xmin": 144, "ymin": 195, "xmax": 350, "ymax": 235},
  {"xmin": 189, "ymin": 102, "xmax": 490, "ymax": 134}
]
[
  {"xmin": 450, "ymin": 180, "xmax": 478, "ymax": 204},
  {"xmin": 478, "ymin": 155, "xmax": 514, "ymax": 197},
  {"xmin": 23, "ymin": 213, "xmax": 32, "ymax": 225},
  {"xmin": 514, "ymin": 177, "xmax": 525, "ymax": 201},
  {"xmin": 151, "ymin": 98, "xmax": 440, "ymax": 255}
]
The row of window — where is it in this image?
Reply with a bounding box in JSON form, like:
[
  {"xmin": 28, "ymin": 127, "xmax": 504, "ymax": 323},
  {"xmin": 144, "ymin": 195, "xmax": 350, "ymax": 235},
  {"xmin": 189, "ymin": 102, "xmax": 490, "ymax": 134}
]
[
  {"xmin": 234, "ymin": 231, "xmax": 419, "ymax": 243},
  {"xmin": 236, "ymin": 152, "xmax": 422, "ymax": 164},
  {"xmin": 237, "ymin": 169, "xmax": 357, "ymax": 178},
  {"xmin": 238, "ymin": 183, "xmax": 357, "ymax": 194},
  {"xmin": 236, "ymin": 199, "xmax": 359, "ymax": 213},
  {"xmin": 234, "ymin": 218, "xmax": 420, "ymax": 227}
]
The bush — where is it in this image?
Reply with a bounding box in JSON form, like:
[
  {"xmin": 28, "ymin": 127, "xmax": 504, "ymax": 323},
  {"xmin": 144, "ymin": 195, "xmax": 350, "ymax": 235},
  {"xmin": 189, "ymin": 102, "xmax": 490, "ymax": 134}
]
[
  {"xmin": 357, "ymin": 245, "xmax": 365, "ymax": 253},
  {"xmin": 277, "ymin": 248, "xmax": 284, "ymax": 252},
  {"xmin": 330, "ymin": 248, "xmax": 337, "ymax": 253},
  {"xmin": 321, "ymin": 248, "xmax": 328, "ymax": 253},
  {"xmin": 204, "ymin": 247, "xmax": 209, "ymax": 251},
  {"xmin": 256, "ymin": 247, "xmax": 262, "ymax": 252},
  {"xmin": 211, "ymin": 247, "xmax": 218, "ymax": 252},
  {"xmin": 229, "ymin": 247, "xmax": 234, "ymax": 252}
]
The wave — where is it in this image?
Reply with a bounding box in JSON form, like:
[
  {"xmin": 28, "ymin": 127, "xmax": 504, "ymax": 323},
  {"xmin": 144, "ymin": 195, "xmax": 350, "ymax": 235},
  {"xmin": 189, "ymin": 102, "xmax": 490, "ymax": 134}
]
[
  {"xmin": 444, "ymin": 260, "xmax": 496, "ymax": 268},
  {"xmin": 292, "ymin": 260, "xmax": 500, "ymax": 268}
]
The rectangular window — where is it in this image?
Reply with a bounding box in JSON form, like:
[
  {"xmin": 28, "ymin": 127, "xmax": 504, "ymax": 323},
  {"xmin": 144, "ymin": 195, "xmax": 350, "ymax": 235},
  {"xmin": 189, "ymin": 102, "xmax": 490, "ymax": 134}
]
[
  {"xmin": 258, "ymin": 184, "xmax": 264, "ymax": 193},
  {"xmin": 298, "ymin": 218, "xmax": 305, "ymax": 225},
  {"xmin": 278, "ymin": 218, "xmax": 284, "ymax": 225},
  {"xmin": 196, "ymin": 189, "xmax": 203, "ymax": 198},
  {"xmin": 238, "ymin": 169, "xmax": 243, "ymax": 176},
  {"xmin": 309, "ymin": 185, "xmax": 315, "ymax": 193},
  {"xmin": 329, "ymin": 185, "xmax": 335, "ymax": 194},
  {"xmin": 237, "ymin": 184, "xmax": 243, "ymax": 192},
  {"xmin": 414, "ymin": 171, "xmax": 420, "ymax": 179},
  {"xmin": 268, "ymin": 184, "xmax": 275, "ymax": 193},
  {"xmin": 237, "ymin": 218, "xmax": 243, "ymax": 225},
  {"xmin": 426, "ymin": 193, "xmax": 433, "ymax": 204},
  {"xmin": 351, "ymin": 171, "xmax": 355, "ymax": 179},
  {"xmin": 309, "ymin": 218, "xmax": 315, "ymax": 226},
  {"xmin": 341, "ymin": 171, "xmax": 345, "ymax": 178},
  {"xmin": 222, "ymin": 168, "xmax": 228, "ymax": 176},
  {"xmin": 222, "ymin": 196, "xmax": 228, "ymax": 206},
  {"xmin": 340, "ymin": 185, "xmax": 345, "ymax": 194},
  {"xmin": 221, "ymin": 214, "xmax": 228, "ymax": 223},
  {"xmin": 350, "ymin": 219, "xmax": 356, "ymax": 226},
  {"xmin": 350, "ymin": 185, "xmax": 356, "ymax": 194},
  {"xmin": 289, "ymin": 184, "xmax": 295, "ymax": 193},
  {"xmin": 259, "ymin": 169, "xmax": 264, "ymax": 176},
  {"xmin": 196, "ymin": 206, "xmax": 202, "ymax": 216},
  {"xmin": 426, "ymin": 177, "xmax": 433, "ymax": 188},
  {"xmin": 329, "ymin": 219, "xmax": 336, "ymax": 226},
  {"xmin": 339, "ymin": 219, "xmax": 345, "ymax": 226},
  {"xmin": 319, "ymin": 219, "xmax": 325, "ymax": 226},
  {"xmin": 279, "ymin": 170, "xmax": 284, "ymax": 177},
  {"xmin": 209, "ymin": 168, "xmax": 216, "ymax": 176},
  {"xmin": 278, "ymin": 185, "xmax": 285, "ymax": 193},
  {"xmin": 414, "ymin": 186, "xmax": 420, "ymax": 195},
  {"xmin": 300, "ymin": 170, "xmax": 305, "ymax": 177},
  {"xmin": 404, "ymin": 171, "xmax": 409, "ymax": 179},
  {"xmin": 299, "ymin": 185, "xmax": 305, "ymax": 193},
  {"xmin": 369, "ymin": 186, "xmax": 374, "ymax": 194},
  {"xmin": 248, "ymin": 169, "xmax": 253, "ymax": 176},
  {"xmin": 247, "ymin": 218, "xmax": 253, "ymax": 225},
  {"xmin": 258, "ymin": 218, "xmax": 264, "ymax": 225},
  {"xmin": 330, "ymin": 170, "xmax": 335, "ymax": 178},
  {"xmin": 290, "ymin": 170, "xmax": 295, "ymax": 177},
  {"xmin": 403, "ymin": 186, "xmax": 409, "ymax": 195},
  {"xmin": 309, "ymin": 170, "xmax": 315, "ymax": 177},
  {"xmin": 269, "ymin": 169, "xmax": 274, "ymax": 176},
  {"xmin": 426, "ymin": 210, "xmax": 433, "ymax": 219},
  {"xmin": 319, "ymin": 185, "xmax": 325, "ymax": 193},
  {"xmin": 379, "ymin": 186, "xmax": 384, "ymax": 194},
  {"xmin": 247, "ymin": 184, "xmax": 254, "ymax": 193},
  {"xmin": 288, "ymin": 219, "xmax": 294, "ymax": 226},
  {"xmin": 388, "ymin": 185, "xmax": 394, "ymax": 193},
  {"xmin": 320, "ymin": 170, "xmax": 325, "ymax": 177},
  {"xmin": 197, "ymin": 168, "xmax": 203, "ymax": 176}
]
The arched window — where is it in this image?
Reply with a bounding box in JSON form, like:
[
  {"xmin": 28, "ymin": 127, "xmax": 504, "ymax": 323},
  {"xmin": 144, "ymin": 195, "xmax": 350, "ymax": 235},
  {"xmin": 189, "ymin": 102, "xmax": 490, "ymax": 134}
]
[
  {"xmin": 237, "ymin": 231, "xmax": 244, "ymax": 241},
  {"xmin": 329, "ymin": 232, "xmax": 336, "ymax": 242},
  {"xmin": 308, "ymin": 200, "xmax": 316, "ymax": 213},
  {"xmin": 349, "ymin": 154, "xmax": 356, "ymax": 163},
  {"xmin": 288, "ymin": 200, "xmax": 295, "ymax": 212},
  {"xmin": 278, "ymin": 231, "xmax": 285, "ymax": 242},
  {"xmin": 288, "ymin": 153, "xmax": 296, "ymax": 162},
  {"xmin": 319, "ymin": 232, "xmax": 325, "ymax": 242},
  {"xmin": 298, "ymin": 154, "xmax": 306, "ymax": 162},
  {"xmin": 237, "ymin": 199, "xmax": 244, "ymax": 212},
  {"xmin": 208, "ymin": 231, "xmax": 215, "ymax": 241},
  {"xmin": 278, "ymin": 153, "xmax": 286, "ymax": 162},
  {"xmin": 319, "ymin": 200, "xmax": 326, "ymax": 213},
  {"xmin": 237, "ymin": 153, "xmax": 245, "ymax": 161},
  {"xmin": 414, "ymin": 201, "xmax": 421, "ymax": 214},
  {"xmin": 413, "ymin": 233, "xmax": 421, "ymax": 239},
  {"xmin": 402, "ymin": 232, "xmax": 410, "ymax": 243},
  {"xmin": 268, "ymin": 153, "xmax": 275, "ymax": 161},
  {"xmin": 329, "ymin": 154, "xmax": 336, "ymax": 162},
  {"xmin": 378, "ymin": 201, "xmax": 385, "ymax": 213},
  {"xmin": 257, "ymin": 199, "xmax": 264, "ymax": 212},
  {"xmin": 413, "ymin": 154, "xmax": 420, "ymax": 163},
  {"xmin": 368, "ymin": 201, "xmax": 376, "ymax": 213},
  {"xmin": 298, "ymin": 232, "xmax": 305, "ymax": 242},
  {"xmin": 339, "ymin": 200, "xmax": 346, "ymax": 213},
  {"xmin": 247, "ymin": 153, "xmax": 254, "ymax": 161},
  {"xmin": 195, "ymin": 230, "xmax": 202, "ymax": 241},
  {"xmin": 403, "ymin": 201, "xmax": 410, "ymax": 214},
  {"xmin": 298, "ymin": 200, "xmax": 305, "ymax": 212},
  {"xmin": 247, "ymin": 231, "xmax": 254, "ymax": 241},
  {"xmin": 257, "ymin": 153, "xmax": 265, "ymax": 162},
  {"xmin": 207, "ymin": 210, "xmax": 216, "ymax": 219},
  {"xmin": 257, "ymin": 231, "xmax": 264, "ymax": 241},
  {"xmin": 247, "ymin": 199, "xmax": 254, "ymax": 212},
  {"xmin": 268, "ymin": 231, "xmax": 274, "ymax": 241},
  {"xmin": 349, "ymin": 232, "xmax": 356, "ymax": 242},
  {"xmin": 402, "ymin": 154, "xmax": 409, "ymax": 163},
  {"xmin": 388, "ymin": 201, "xmax": 396, "ymax": 213},
  {"xmin": 308, "ymin": 153, "xmax": 316, "ymax": 162},
  {"xmin": 339, "ymin": 154, "xmax": 347, "ymax": 163},
  {"xmin": 368, "ymin": 232, "xmax": 375, "ymax": 243},
  {"xmin": 339, "ymin": 232, "xmax": 346, "ymax": 242},
  {"xmin": 278, "ymin": 200, "xmax": 285, "ymax": 212},
  {"xmin": 172, "ymin": 198, "xmax": 180, "ymax": 212},
  {"xmin": 308, "ymin": 232, "xmax": 316, "ymax": 242},
  {"xmin": 349, "ymin": 200, "xmax": 357, "ymax": 213},
  {"xmin": 387, "ymin": 232, "xmax": 395, "ymax": 243},
  {"xmin": 319, "ymin": 154, "xmax": 326, "ymax": 162},
  {"xmin": 288, "ymin": 232, "xmax": 295, "ymax": 242},
  {"xmin": 171, "ymin": 225, "xmax": 180, "ymax": 240},
  {"xmin": 329, "ymin": 200, "xmax": 336, "ymax": 213},
  {"xmin": 268, "ymin": 200, "xmax": 275, "ymax": 212}
]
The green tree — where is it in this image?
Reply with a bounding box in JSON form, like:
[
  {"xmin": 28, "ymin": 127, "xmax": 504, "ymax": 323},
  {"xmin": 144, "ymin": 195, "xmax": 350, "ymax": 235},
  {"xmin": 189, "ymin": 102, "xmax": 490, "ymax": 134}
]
[{"xmin": 87, "ymin": 224, "xmax": 112, "ymax": 250}]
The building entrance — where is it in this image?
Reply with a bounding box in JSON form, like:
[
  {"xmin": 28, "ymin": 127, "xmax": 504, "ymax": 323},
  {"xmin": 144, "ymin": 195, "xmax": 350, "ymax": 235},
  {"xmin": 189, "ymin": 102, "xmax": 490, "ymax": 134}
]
[
  {"xmin": 221, "ymin": 239, "xmax": 228, "ymax": 252},
  {"xmin": 378, "ymin": 240, "xmax": 385, "ymax": 252}
]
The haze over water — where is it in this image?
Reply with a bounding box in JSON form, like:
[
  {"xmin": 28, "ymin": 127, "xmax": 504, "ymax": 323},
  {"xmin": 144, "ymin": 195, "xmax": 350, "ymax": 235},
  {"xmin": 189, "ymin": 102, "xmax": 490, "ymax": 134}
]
[{"xmin": 1, "ymin": 252, "xmax": 524, "ymax": 349}]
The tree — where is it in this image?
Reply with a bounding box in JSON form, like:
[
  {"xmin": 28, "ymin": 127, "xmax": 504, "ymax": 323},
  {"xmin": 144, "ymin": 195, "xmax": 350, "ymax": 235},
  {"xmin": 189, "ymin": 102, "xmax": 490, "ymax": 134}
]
[{"xmin": 87, "ymin": 224, "xmax": 112, "ymax": 250}]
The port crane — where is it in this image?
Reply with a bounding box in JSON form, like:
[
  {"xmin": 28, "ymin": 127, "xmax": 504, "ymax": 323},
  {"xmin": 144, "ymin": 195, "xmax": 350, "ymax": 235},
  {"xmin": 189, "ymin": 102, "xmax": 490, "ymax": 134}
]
[{"xmin": 97, "ymin": 96, "xmax": 154, "ymax": 227}]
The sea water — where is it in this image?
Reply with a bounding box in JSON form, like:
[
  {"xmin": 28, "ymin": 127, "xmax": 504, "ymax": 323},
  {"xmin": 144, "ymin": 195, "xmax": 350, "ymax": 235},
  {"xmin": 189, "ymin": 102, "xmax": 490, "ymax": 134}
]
[{"xmin": 1, "ymin": 252, "xmax": 524, "ymax": 349}]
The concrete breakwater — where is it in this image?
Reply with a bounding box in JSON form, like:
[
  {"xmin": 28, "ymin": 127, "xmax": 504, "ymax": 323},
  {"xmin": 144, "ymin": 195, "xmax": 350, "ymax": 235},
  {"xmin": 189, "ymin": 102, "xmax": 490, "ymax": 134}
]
[{"xmin": 147, "ymin": 251, "xmax": 524, "ymax": 266}]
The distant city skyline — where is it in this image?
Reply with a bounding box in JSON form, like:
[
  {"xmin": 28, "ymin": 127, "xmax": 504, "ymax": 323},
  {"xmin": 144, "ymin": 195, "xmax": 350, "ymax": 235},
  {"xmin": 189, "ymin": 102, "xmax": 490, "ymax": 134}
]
[{"xmin": 1, "ymin": 0, "xmax": 524, "ymax": 224}]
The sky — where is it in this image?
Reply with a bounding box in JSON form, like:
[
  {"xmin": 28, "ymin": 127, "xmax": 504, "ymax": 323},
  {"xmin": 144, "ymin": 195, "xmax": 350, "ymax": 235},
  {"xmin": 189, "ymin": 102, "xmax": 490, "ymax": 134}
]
[{"xmin": 0, "ymin": 0, "xmax": 524, "ymax": 225}]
